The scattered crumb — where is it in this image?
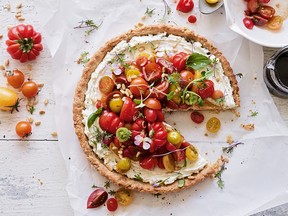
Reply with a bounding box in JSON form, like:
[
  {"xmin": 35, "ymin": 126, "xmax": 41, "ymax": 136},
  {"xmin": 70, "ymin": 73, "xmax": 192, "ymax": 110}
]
[
  {"xmin": 5, "ymin": 3, "xmax": 11, "ymax": 11},
  {"xmin": 35, "ymin": 121, "xmax": 41, "ymax": 126},
  {"xmin": 0, "ymin": 65, "xmax": 5, "ymax": 70},
  {"xmin": 134, "ymin": 22, "xmax": 144, "ymax": 28},
  {"xmin": 37, "ymin": 178, "xmax": 43, "ymax": 185},
  {"xmin": 39, "ymin": 110, "xmax": 45, "ymax": 115},
  {"xmin": 44, "ymin": 99, "xmax": 49, "ymax": 106},
  {"xmin": 18, "ymin": 17, "xmax": 25, "ymax": 21},
  {"xmin": 37, "ymin": 83, "xmax": 44, "ymax": 88},
  {"xmin": 240, "ymin": 123, "xmax": 255, "ymax": 131},
  {"xmin": 27, "ymin": 64, "xmax": 33, "ymax": 71},
  {"xmin": 16, "ymin": 2, "xmax": 22, "ymax": 9},
  {"xmin": 234, "ymin": 111, "xmax": 240, "ymax": 117},
  {"xmin": 204, "ymin": 133, "xmax": 208, "ymax": 136},
  {"xmin": 51, "ymin": 131, "xmax": 58, "ymax": 137},
  {"xmin": 26, "ymin": 117, "xmax": 34, "ymax": 124},
  {"xmin": 226, "ymin": 135, "xmax": 234, "ymax": 144},
  {"xmin": 0, "ymin": 34, "xmax": 3, "ymax": 39},
  {"xmin": 4, "ymin": 59, "xmax": 9, "ymax": 67},
  {"xmin": 251, "ymin": 100, "xmax": 256, "ymax": 105}
]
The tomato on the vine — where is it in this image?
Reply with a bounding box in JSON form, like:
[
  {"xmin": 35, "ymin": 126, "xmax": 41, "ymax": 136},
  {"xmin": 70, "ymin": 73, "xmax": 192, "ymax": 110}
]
[
  {"xmin": 106, "ymin": 198, "xmax": 118, "ymax": 212},
  {"xmin": 6, "ymin": 24, "xmax": 43, "ymax": 63},
  {"xmin": 15, "ymin": 121, "xmax": 32, "ymax": 138},
  {"xmin": 21, "ymin": 81, "xmax": 39, "ymax": 98},
  {"xmin": 173, "ymin": 52, "xmax": 189, "ymax": 72},
  {"xmin": 176, "ymin": 0, "xmax": 194, "ymax": 13},
  {"xmin": 6, "ymin": 69, "xmax": 25, "ymax": 88}
]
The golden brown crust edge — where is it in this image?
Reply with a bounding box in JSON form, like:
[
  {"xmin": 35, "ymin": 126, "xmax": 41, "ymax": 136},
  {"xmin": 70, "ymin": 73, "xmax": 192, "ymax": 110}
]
[{"xmin": 73, "ymin": 25, "xmax": 237, "ymax": 193}]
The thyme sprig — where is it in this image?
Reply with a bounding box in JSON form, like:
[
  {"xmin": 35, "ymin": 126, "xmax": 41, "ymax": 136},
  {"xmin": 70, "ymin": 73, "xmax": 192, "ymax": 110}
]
[
  {"xmin": 77, "ymin": 51, "xmax": 90, "ymax": 65},
  {"xmin": 145, "ymin": 7, "xmax": 155, "ymax": 17},
  {"xmin": 74, "ymin": 19, "xmax": 103, "ymax": 36},
  {"xmin": 161, "ymin": 0, "xmax": 171, "ymax": 21},
  {"xmin": 222, "ymin": 142, "xmax": 244, "ymax": 154},
  {"xmin": 215, "ymin": 162, "xmax": 226, "ymax": 189}
]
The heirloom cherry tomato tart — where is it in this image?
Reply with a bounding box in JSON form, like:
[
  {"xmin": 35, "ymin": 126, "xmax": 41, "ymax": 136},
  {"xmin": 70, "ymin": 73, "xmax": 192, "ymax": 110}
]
[{"xmin": 73, "ymin": 25, "xmax": 240, "ymax": 193}]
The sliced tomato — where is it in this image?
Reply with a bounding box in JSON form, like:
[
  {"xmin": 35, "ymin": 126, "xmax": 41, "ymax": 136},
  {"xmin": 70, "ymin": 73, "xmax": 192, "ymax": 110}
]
[
  {"xmin": 156, "ymin": 58, "xmax": 175, "ymax": 74},
  {"xmin": 172, "ymin": 52, "xmax": 189, "ymax": 72},
  {"xmin": 258, "ymin": 6, "xmax": 275, "ymax": 19},
  {"xmin": 143, "ymin": 63, "xmax": 162, "ymax": 82},
  {"xmin": 99, "ymin": 76, "xmax": 114, "ymax": 94},
  {"xmin": 139, "ymin": 156, "xmax": 158, "ymax": 170},
  {"xmin": 147, "ymin": 81, "xmax": 169, "ymax": 100},
  {"xmin": 136, "ymin": 56, "xmax": 148, "ymax": 68}
]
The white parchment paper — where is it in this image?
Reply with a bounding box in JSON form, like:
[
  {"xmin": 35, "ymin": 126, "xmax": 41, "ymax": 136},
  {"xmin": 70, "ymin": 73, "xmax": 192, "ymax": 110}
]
[{"xmin": 35, "ymin": 0, "xmax": 288, "ymax": 215}]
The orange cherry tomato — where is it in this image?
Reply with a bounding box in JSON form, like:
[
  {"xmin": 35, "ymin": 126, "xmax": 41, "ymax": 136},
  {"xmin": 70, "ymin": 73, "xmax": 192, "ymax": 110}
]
[
  {"xmin": 129, "ymin": 77, "xmax": 148, "ymax": 97},
  {"xmin": 6, "ymin": 69, "xmax": 25, "ymax": 88},
  {"xmin": 15, "ymin": 121, "xmax": 32, "ymax": 138},
  {"xmin": 180, "ymin": 70, "xmax": 194, "ymax": 87},
  {"xmin": 206, "ymin": 117, "xmax": 221, "ymax": 133},
  {"xmin": 267, "ymin": 15, "xmax": 284, "ymax": 30},
  {"xmin": 144, "ymin": 98, "xmax": 162, "ymax": 110},
  {"xmin": 211, "ymin": 90, "xmax": 224, "ymax": 100},
  {"xmin": 99, "ymin": 76, "xmax": 114, "ymax": 95},
  {"xmin": 21, "ymin": 81, "xmax": 39, "ymax": 98}
]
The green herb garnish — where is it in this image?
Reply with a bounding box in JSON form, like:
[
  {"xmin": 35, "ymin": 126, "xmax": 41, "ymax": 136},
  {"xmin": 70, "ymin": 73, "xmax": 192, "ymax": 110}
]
[
  {"xmin": 104, "ymin": 181, "xmax": 110, "ymax": 189},
  {"xmin": 134, "ymin": 174, "xmax": 143, "ymax": 182},
  {"xmin": 145, "ymin": 7, "xmax": 155, "ymax": 17},
  {"xmin": 87, "ymin": 107, "xmax": 103, "ymax": 128},
  {"xmin": 74, "ymin": 19, "xmax": 103, "ymax": 36},
  {"xmin": 222, "ymin": 142, "xmax": 244, "ymax": 154},
  {"xmin": 186, "ymin": 53, "xmax": 212, "ymax": 70},
  {"xmin": 215, "ymin": 163, "xmax": 226, "ymax": 189}
]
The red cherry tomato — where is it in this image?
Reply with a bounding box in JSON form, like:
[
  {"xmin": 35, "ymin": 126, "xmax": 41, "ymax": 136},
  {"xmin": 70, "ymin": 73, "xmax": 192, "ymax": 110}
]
[
  {"xmin": 120, "ymin": 97, "xmax": 138, "ymax": 123},
  {"xmin": 106, "ymin": 198, "xmax": 118, "ymax": 212},
  {"xmin": 143, "ymin": 107, "xmax": 158, "ymax": 123},
  {"xmin": 147, "ymin": 81, "xmax": 169, "ymax": 100},
  {"xmin": 166, "ymin": 142, "xmax": 177, "ymax": 152},
  {"xmin": 6, "ymin": 69, "xmax": 25, "ymax": 88},
  {"xmin": 247, "ymin": 0, "xmax": 260, "ymax": 13},
  {"xmin": 253, "ymin": 15, "xmax": 268, "ymax": 26},
  {"xmin": 136, "ymin": 56, "xmax": 148, "ymax": 68},
  {"xmin": 21, "ymin": 81, "xmax": 39, "ymax": 98},
  {"xmin": 188, "ymin": 15, "xmax": 197, "ymax": 23},
  {"xmin": 129, "ymin": 77, "xmax": 149, "ymax": 97},
  {"xmin": 139, "ymin": 156, "xmax": 158, "ymax": 170},
  {"xmin": 197, "ymin": 80, "xmax": 214, "ymax": 99},
  {"xmin": 190, "ymin": 111, "xmax": 204, "ymax": 124},
  {"xmin": 157, "ymin": 157, "xmax": 165, "ymax": 169},
  {"xmin": 15, "ymin": 121, "xmax": 32, "ymax": 138},
  {"xmin": 211, "ymin": 90, "xmax": 224, "ymax": 100},
  {"xmin": 155, "ymin": 109, "xmax": 165, "ymax": 122},
  {"xmin": 258, "ymin": 6, "xmax": 275, "ymax": 19},
  {"xmin": 258, "ymin": 0, "xmax": 270, "ymax": 2},
  {"xmin": 6, "ymin": 24, "xmax": 43, "ymax": 63},
  {"xmin": 156, "ymin": 58, "xmax": 175, "ymax": 74},
  {"xmin": 173, "ymin": 52, "xmax": 189, "ymax": 72},
  {"xmin": 243, "ymin": 17, "xmax": 254, "ymax": 29},
  {"xmin": 176, "ymin": 0, "xmax": 194, "ymax": 13},
  {"xmin": 143, "ymin": 63, "xmax": 162, "ymax": 82},
  {"xmin": 148, "ymin": 122, "xmax": 168, "ymax": 152},
  {"xmin": 144, "ymin": 98, "xmax": 162, "ymax": 110},
  {"xmin": 173, "ymin": 149, "xmax": 186, "ymax": 162}
]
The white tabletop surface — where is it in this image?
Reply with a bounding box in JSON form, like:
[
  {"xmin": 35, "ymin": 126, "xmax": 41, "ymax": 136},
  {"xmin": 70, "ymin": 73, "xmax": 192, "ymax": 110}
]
[{"xmin": 0, "ymin": 1, "xmax": 287, "ymax": 216}]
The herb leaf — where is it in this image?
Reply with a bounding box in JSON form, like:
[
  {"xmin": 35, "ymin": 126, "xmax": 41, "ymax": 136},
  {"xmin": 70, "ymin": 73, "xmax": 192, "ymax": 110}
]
[
  {"xmin": 166, "ymin": 91, "xmax": 174, "ymax": 101},
  {"xmin": 87, "ymin": 107, "xmax": 103, "ymax": 128},
  {"xmin": 134, "ymin": 174, "xmax": 143, "ymax": 182},
  {"xmin": 178, "ymin": 179, "xmax": 185, "ymax": 188},
  {"xmin": 215, "ymin": 163, "xmax": 226, "ymax": 189},
  {"xmin": 186, "ymin": 53, "xmax": 212, "ymax": 70},
  {"xmin": 145, "ymin": 7, "xmax": 155, "ymax": 17}
]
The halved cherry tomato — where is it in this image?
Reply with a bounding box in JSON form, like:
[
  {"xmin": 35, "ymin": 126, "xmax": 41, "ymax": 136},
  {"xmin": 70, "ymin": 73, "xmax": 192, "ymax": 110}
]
[
  {"xmin": 15, "ymin": 121, "xmax": 32, "ymax": 138},
  {"xmin": 144, "ymin": 98, "xmax": 162, "ymax": 110},
  {"xmin": 243, "ymin": 17, "xmax": 254, "ymax": 30},
  {"xmin": 147, "ymin": 81, "xmax": 169, "ymax": 100},
  {"xmin": 136, "ymin": 56, "xmax": 148, "ymax": 68},
  {"xmin": 125, "ymin": 67, "xmax": 141, "ymax": 81},
  {"xmin": 129, "ymin": 77, "xmax": 149, "ymax": 97},
  {"xmin": 106, "ymin": 198, "xmax": 118, "ymax": 212},
  {"xmin": 197, "ymin": 80, "xmax": 214, "ymax": 99},
  {"xmin": 173, "ymin": 149, "xmax": 186, "ymax": 162},
  {"xmin": 185, "ymin": 145, "xmax": 198, "ymax": 161},
  {"xmin": 206, "ymin": 117, "xmax": 221, "ymax": 133},
  {"xmin": 99, "ymin": 76, "xmax": 114, "ymax": 95},
  {"xmin": 162, "ymin": 154, "xmax": 175, "ymax": 172},
  {"xmin": 258, "ymin": 6, "xmax": 275, "ymax": 20},
  {"xmin": 176, "ymin": 0, "xmax": 194, "ymax": 13},
  {"xmin": 247, "ymin": 0, "xmax": 260, "ymax": 13},
  {"xmin": 120, "ymin": 97, "xmax": 138, "ymax": 123},
  {"xmin": 253, "ymin": 15, "xmax": 268, "ymax": 26},
  {"xmin": 21, "ymin": 81, "xmax": 39, "ymax": 98},
  {"xmin": 180, "ymin": 70, "xmax": 194, "ymax": 87},
  {"xmin": 6, "ymin": 69, "xmax": 25, "ymax": 88},
  {"xmin": 114, "ymin": 188, "xmax": 133, "ymax": 206},
  {"xmin": 267, "ymin": 15, "xmax": 284, "ymax": 30},
  {"xmin": 173, "ymin": 52, "xmax": 188, "ymax": 72},
  {"xmin": 190, "ymin": 111, "xmax": 204, "ymax": 124},
  {"xmin": 156, "ymin": 58, "xmax": 175, "ymax": 74},
  {"xmin": 87, "ymin": 188, "xmax": 108, "ymax": 209},
  {"xmin": 143, "ymin": 63, "xmax": 162, "ymax": 82},
  {"xmin": 139, "ymin": 156, "xmax": 158, "ymax": 170}
]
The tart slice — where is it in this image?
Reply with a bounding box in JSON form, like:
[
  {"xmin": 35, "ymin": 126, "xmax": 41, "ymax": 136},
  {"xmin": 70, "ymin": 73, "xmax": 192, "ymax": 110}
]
[{"xmin": 73, "ymin": 25, "xmax": 237, "ymax": 193}]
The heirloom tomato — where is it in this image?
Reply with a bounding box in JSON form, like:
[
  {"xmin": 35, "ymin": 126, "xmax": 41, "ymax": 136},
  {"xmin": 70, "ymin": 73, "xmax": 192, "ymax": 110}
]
[
  {"xmin": 172, "ymin": 52, "xmax": 189, "ymax": 72},
  {"xmin": 106, "ymin": 198, "xmax": 118, "ymax": 212},
  {"xmin": 0, "ymin": 87, "xmax": 19, "ymax": 112},
  {"xmin": 6, "ymin": 24, "xmax": 43, "ymax": 63},
  {"xmin": 87, "ymin": 188, "xmax": 108, "ymax": 208},
  {"xmin": 99, "ymin": 111, "xmax": 124, "ymax": 134}
]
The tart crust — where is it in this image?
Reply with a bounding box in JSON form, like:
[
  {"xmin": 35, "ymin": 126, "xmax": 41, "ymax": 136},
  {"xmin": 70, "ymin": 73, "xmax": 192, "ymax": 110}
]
[{"xmin": 73, "ymin": 25, "xmax": 236, "ymax": 193}]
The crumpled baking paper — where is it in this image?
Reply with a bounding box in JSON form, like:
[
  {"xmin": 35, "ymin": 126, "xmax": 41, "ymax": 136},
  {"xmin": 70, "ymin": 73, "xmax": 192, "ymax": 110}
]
[{"xmin": 34, "ymin": 0, "xmax": 288, "ymax": 215}]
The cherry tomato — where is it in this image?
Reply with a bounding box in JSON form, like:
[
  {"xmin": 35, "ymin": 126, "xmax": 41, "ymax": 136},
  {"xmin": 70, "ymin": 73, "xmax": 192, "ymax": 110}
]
[
  {"xmin": 212, "ymin": 90, "xmax": 224, "ymax": 100},
  {"xmin": 136, "ymin": 55, "xmax": 148, "ymax": 68},
  {"xmin": 247, "ymin": 0, "xmax": 260, "ymax": 13},
  {"xmin": 148, "ymin": 122, "xmax": 168, "ymax": 152},
  {"xmin": 156, "ymin": 58, "xmax": 174, "ymax": 74},
  {"xmin": 258, "ymin": 0, "xmax": 270, "ymax": 3},
  {"xmin": 180, "ymin": 70, "xmax": 194, "ymax": 87},
  {"xmin": 190, "ymin": 111, "xmax": 204, "ymax": 124},
  {"xmin": 173, "ymin": 52, "xmax": 189, "ymax": 72},
  {"xmin": 253, "ymin": 15, "xmax": 268, "ymax": 26},
  {"xmin": 99, "ymin": 111, "xmax": 124, "ymax": 134},
  {"xmin": 114, "ymin": 188, "xmax": 133, "ymax": 206},
  {"xmin": 6, "ymin": 69, "xmax": 25, "ymax": 88},
  {"xmin": 185, "ymin": 145, "xmax": 198, "ymax": 161},
  {"xmin": 87, "ymin": 188, "xmax": 108, "ymax": 208},
  {"xmin": 155, "ymin": 109, "xmax": 165, "ymax": 122},
  {"xmin": 176, "ymin": 0, "xmax": 194, "ymax": 13},
  {"xmin": 109, "ymin": 97, "xmax": 123, "ymax": 113},
  {"xmin": 258, "ymin": 6, "xmax": 275, "ymax": 20},
  {"xmin": 0, "ymin": 87, "xmax": 19, "ymax": 112},
  {"xmin": 188, "ymin": 15, "xmax": 197, "ymax": 23},
  {"xmin": 206, "ymin": 117, "xmax": 221, "ymax": 133},
  {"xmin": 21, "ymin": 81, "xmax": 39, "ymax": 98},
  {"xmin": 116, "ymin": 157, "xmax": 131, "ymax": 173},
  {"xmin": 139, "ymin": 156, "xmax": 158, "ymax": 170},
  {"xmin": 15, "ymin": 121, "xmax": 32, "ymax": 138},
  {"xmin": 167, "ymin": 131, "xmax": 181, "ymax": 146},
  {"xmin": 106, "ymin": 198, "xmax": 118, "ymax": 212},
  {"xmin": 99, "ymin": 76, "xmax": 114, "ymax": 95},
  {"xmin": 147, "ymin": 81, "xmax": 169, "ymax": 100},
  {"xmin": 267, "ymin": 15, "xmax": 284, "ymax": 30},
  {"xmin": 162, "ymin": 154, "xmax": 175, "ymax": 172},
  {"xmin": 125, "ymin": 66, "xmax": 141, "ymax": 82},
  {"xmin": 120, "ymin": 97, "xmax": 138, "ymax": 123},
  {"xmin": 173, "ymin": 149, "xmax": 186, "ymax": 162},
  {"xmin": 166, "ymin": 142, "xmax": 177, "ymax": 152},
  {"xmin": 243, "ymin": 17, "xmax": 254, "ymax": 30},
  {"xmin": 206, "ymin": 0, "xmax": 219, "ymax": 4},
  {"xmin": 143, "ymin": 107, "xmax": 158, "ymax": 122},
  {"xmin": 168, "ymin": 84, "xmax": 182, "ymax": 104},
  {"xmin": 6, "ymin": 24, "xmax": 43, "ymax": 63},
  {"xmin": 144, "ymin": 98, "xmax": 162, "ymax": 110},
  {"xmin": 143, "ymin": 63, "xmax": 162, "ymax": 82},
  {"xmin": 129, "ymin": 77, "xmax": 149, "ymax": 97},
  {"xmin": 197, "ymin": 80, "xmax": 214, "ymax": 99}
]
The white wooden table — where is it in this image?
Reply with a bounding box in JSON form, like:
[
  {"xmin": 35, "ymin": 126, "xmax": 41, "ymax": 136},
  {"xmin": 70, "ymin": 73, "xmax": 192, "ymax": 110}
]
[{"xmin": 0, "ymin": 1, "xmax": 287, "ymax": 215}]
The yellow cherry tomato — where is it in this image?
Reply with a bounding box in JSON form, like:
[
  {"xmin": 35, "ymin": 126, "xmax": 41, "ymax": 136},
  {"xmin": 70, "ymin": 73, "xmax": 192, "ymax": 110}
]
[
  {"xmin": 0, "ymin": 87, "xmax": 19, "ymax": 111},
  {"xmin": 125, "ymin": 67, "xmax": 141, "ymax": 81},
  {"xmin": 185, "ymin": 145, "xmax": 198, "ymax": 161},
  {"xmin": 206, "ymin": 117, "xmax": 221, "ymax": 133},
  {"xmin": 109, "ymin": 97, "xmax": 123, "ymax": 113},
  {"xmin": 206, "ymin": 0, "xmax": 219, "ymax": 4},
  {"xmin": 167, "ymin": 131, "xmax": 182, "ymax": 146},
  {"xmin": 267, "ymin": 16, "xmax": 284, "ymax": 31},
  {"xmin": 115, "ymin": 188, "xmax": 133, "ymax": 206},
  {"xmin": 162, "ymin": 154, "xmax": 175, "ymax": 172},
  {"xmin": 168, "ymin": 84, "xmax": 182, "ymax": 104},
  {"xmin": 116, "ymin": 157, "xmax": 131, "ymax": 173}
]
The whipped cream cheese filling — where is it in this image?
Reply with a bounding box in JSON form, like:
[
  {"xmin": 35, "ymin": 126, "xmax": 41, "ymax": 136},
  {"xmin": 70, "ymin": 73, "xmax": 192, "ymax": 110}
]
[{"xmin": 83, "ymin": 33, "xmax": 236, "ymax": 185}]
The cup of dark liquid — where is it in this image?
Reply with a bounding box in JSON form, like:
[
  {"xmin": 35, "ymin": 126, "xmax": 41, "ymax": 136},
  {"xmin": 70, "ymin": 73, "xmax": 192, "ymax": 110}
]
[{"xmin": 264, "ymin": 46, "xmax": 288, "ymax": 98}]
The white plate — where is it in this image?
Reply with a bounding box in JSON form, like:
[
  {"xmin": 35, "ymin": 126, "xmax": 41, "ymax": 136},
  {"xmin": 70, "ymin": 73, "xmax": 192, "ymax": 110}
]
[{"xmin": 223, "ymin": 0, "xmax": 288, "ymax": 47}]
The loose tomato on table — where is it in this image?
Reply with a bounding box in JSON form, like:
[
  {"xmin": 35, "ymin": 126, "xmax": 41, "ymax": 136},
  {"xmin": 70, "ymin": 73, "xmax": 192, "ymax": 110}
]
[
  {"xmin": 87, "ymin": 188, "xmax": 108, "ymax": 209},
  {"xmin": 0, "ymin": 87, "xmax": 20, "ymax": 112},
  {"xmin": 106, "ymin": 198, "xmax": 118, "ymax": 212},
  {"xmin": 114, "ymin": 188, "xmax": 133, "ymax": 206},
  {"xmin": 6, "ymin": 69, "xmax": 25, "ymax": 89},
  {"xmin": 172, "ymin": 52, "xmax": 189, "ymax": 72},
  {"xmin": 21, "ymin": 81, "xmax": 39, "ymax": 98},
  {"xmin": 190, "ymin": 111, "xmax": 204, "ymax": 124},
  {"xmin": 6, "ymin": 24, "xmax": 43, "ymax": 63},
  {"xmin": 176, "ymin": 0, "xmax": 194, "ymax": 13},
  {"xmin": 206, "ymin": 117, "xmax": 221, "ymax": 133},
  {"xmin": 15, "ymin": 121, "xmax": 32, "ymax": 138}
]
